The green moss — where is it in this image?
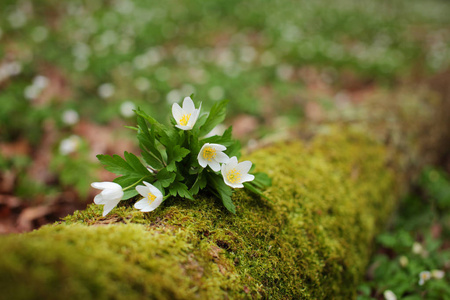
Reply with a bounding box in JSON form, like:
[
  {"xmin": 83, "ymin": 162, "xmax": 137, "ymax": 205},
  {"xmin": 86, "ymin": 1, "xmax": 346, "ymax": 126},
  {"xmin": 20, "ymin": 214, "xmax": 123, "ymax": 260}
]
[{"xmin": 0, "ymin": 129, "xmax": 398, "ymax": 299}]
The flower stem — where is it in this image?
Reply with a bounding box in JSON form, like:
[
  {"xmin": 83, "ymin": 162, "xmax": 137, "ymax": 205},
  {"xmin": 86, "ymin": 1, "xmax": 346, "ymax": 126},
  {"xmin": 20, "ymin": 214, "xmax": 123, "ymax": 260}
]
[{"xmin": 122, "ymin": 176, "xmax": 147, "ymax": 191}]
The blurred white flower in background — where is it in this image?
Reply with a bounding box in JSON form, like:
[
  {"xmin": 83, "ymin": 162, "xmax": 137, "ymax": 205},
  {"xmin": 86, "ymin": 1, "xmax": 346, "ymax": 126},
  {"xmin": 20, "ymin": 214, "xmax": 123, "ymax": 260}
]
[
  {"xmin": 98, "ymin": 83, "xmax": 115, "ymax": 99},
  {"xmin": 120, "ymin": 101, "xmax": 136, "ymax": 118},
  {"xmin": 431, "ymin": 270, "xmax": 445, "ymax": 279},
  {"xmin": 134, "ymin": 77, "xmax": 151, "ymax": 92},
  {"xmin": 383, "ymin": 290, "xmax": 397, "ymax": 300},
  {"xmin": 33, "ymin": 76, "xmax": 49, "ymax": 90},
  {"xmin": 0, "ymin": 61, "xmax": 22, "ymax": 82},
  {"xmin": 181, "ymin": 84, "xmax": 195, "ymax": 96},
  {"xmin": 260, "ymin": 50, "xmax": 277, "ymax": 66},
  {"xmin": 240, "ymin": 46, "xmax": 257, "ymax": 63},
  {"xmin": 418, "ymin": 271, "xmax": 431, "ymax": 286},
  {"xmin": 61, "ymin": 109, "xmax": 79, "ymax": 126},
  {"xmin": 208, "ymin": 86, "xmax": 224, "ymax": 101},
  {"xmin": 8, "ymin": 10, "xmax": 27, "ymax": 28},
  {"xmin": 276, "ymin": 64, "xmax": 294, "ymax": 81},
  {"xmin": 398, "ymin": 256, "xmax": 408, "ymax": 268},
  {"xmin": 24, "ymin": 75, "xmax": 48, "ymax": 100},
  {"xmin": 166, "ymin": 89, "xmax": 182, "ymax": 104},
  {"xmin": 31, "ymin": 26, "xmax": 49, "ymax": 43},
  {"xmin": 59, "ymin": 135, "xmax": 81, "ymax": 155}
]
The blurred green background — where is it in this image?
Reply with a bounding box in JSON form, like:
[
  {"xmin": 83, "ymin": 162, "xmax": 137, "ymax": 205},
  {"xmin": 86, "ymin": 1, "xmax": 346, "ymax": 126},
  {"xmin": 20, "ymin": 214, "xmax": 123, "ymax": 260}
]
[{"xmin": 0, "ymin": 0, "xmax": 449, "ymax": 298}]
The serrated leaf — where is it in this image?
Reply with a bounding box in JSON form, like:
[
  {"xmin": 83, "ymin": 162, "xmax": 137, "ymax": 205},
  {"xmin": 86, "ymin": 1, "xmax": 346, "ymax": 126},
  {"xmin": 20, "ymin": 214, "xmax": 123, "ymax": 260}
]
[
  {"xmin": 189, "ymin": 173, "xmax": 207, "ymax": 195},
  {"xmin": 156, "ymin": 168, "xmax": 176, "ymax": 188},
  {"xmin": 202, "ymin": 126, "xmax": 234, "ymax": 146},
  {"xmin": 136, "ymin": 114, "xmax": 164, "ymax": 163},
  {"xmin": 97, "ymin": 154, "xmax": 134, "ymax": 175},
  {"xmin": 141, "ymin": 149, "xmax": 164, "ymax": 170},
  {"xmin": 253, "ymin": 172, "xmax": 272, "ymax": 188},
  {"xmin": 124, "ymin": 151, "xmax": 150, "ymax": 175},
  {"xmin": 169, "ymin": 181, "xmax": 194, "ymax": 200},
  {"xmin": 200, "ymin": 100, "xmax": 229, "ymax": 136},
  {"xmin": 207, "ymin": 173, "xmax": 235, "ymax": 214},
  {"xmin": 167, "ymin": 145, "xmax": 190, "ymax": 172}
]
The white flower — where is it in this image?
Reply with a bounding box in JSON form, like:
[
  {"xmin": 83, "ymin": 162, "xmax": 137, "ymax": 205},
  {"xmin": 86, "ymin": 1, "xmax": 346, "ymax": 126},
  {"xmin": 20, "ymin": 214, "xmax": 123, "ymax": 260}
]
[
  {"xmin": 419, "ymin": 271, "xmax": 431, "ymax": 286},
  {"xmin": 398, "ymin": 256, "xmax": 409, "ymax": 268},
  {"xmin": 91, "ymin": 182, "xmax": 124, "ymax": 216},
  {"xmin": 59, "ymin": 135, "xmax": 81, "ymax": 155},
  {"xmin": 120, "ymin": 101, "xmax": 136, "ymax": 118},
  {"xmin": 62, "ymin": 109, "xmax": 79, "ymax": 125},
  {"xmin": 383, "ymin": 290, "xmax": 397, "ymax": 300},
  {"xmin": 198, "ymin": 143, "xmax": 229, "ymax": 172},
  {"xmin": 98, "ymin": 83, "xmax": 115, "ymax": 99},
  {"xmin": 172, "ymin": 96, "xmax": 201, "ymax": 130},
  {"xmin": 431, "ymin": 270, "xmax": 445, "ymax": 279},
  {"xmin": 221, "ymin": 156, "xmax": 255, "ymax": 188},
  {"xmin": 412, "ymin": 242, "xmax": 423, "ymax": 254},
  {"xmin": 134, "ymin": 181, "xmax": 163, "ymax": 212}
]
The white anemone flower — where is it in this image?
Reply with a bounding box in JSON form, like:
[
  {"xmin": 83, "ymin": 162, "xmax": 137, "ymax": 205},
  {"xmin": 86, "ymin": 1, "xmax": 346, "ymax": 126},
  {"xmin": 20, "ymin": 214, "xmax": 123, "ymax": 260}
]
[
  {"xmin": 419, "ymin": 271, "xmax": 431, "ymax": 286},
  {"xmin": 134, "ymin": 181, "xmax": 163, "ymax": 212},
  {"xmin": 172, "ymin": 96, "xmax": 201, "ymax": 130},
  {"xmin": 221, "ymin": 156, "xmax": 255, "ymax": 188},
  {"xmin": 198, "ymin": 143, "xmax": 229, "ymax": 172},
  {"xmin": 383, "ymin": 290, "xmax": 397, "ymax": 300},
  {"xmin": 431, "ymin": 270, "xmax": 445, "ymax": 279},
  {"xmin": 91, "ymin": 182, "xmax": 124, "ymax": 216}
]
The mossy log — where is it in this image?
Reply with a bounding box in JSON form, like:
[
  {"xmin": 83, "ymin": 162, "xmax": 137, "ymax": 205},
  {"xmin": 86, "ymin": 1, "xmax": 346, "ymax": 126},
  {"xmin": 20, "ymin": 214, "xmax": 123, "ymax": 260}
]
[{"xmin": 0, "ymin": 128, "xmax": 400, "ymax": 299}]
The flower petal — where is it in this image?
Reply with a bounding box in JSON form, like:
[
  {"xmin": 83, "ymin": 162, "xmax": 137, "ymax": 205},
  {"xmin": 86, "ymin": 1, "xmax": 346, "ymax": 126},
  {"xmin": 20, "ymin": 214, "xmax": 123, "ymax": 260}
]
[
  {"xmin": 182, "ymin": 97, "xmax": 195, "ymax": 113},
  {"xmin": 243, "ymin": 174, "xmax": 255, "ymax": 183},
  {"xmin": 211, "ymin": 143, "xmax": 226, "ymax": 151},
  {"xmin": 209, "ymin": 161, "xmax": 221, "ymax": 172},
  {"xmin": 134, "ymin": 198, "xmax": 149, "ymax": 210},
  {"xmin": 136, "ymin": 184, "xmax": 149, "ymax": 197},
  {"xmin": 94, "ymin": 194, "xmax": 105, "ymax": 204},
  {"xmin": 91, "ymin": 181, "xmax": 119, "ymax": 190},
  {"xmin": 215, "ymin": 151, "xmax": 230, "ymax": 163},
  {"xmin": 237, "ymin": 160, "xmax": 252, "ymax": 174},
  {"xmin": 172, "ymin": 103, "xmax": 183, "ymax": 121},
  {"xmin": 102, "ymin": 198, "xmax": 121, "ymax": 216}
]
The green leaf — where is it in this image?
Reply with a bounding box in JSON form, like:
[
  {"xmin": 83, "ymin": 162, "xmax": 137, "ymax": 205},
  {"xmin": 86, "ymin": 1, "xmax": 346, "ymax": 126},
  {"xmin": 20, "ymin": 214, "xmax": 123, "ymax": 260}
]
[
  {"xmin": 97, "ymin": 154, "xmax": 135, "ymax": 175},
  {"xmin": 189, "ymin": 172, "xmax": 207, "ymax": 195},
  {"xmin": 243, "ymin": 182, "xmax": 273, "ymax": 203},
  {"xmin": 141, "ymin": 149, "xmax": 164, "ymax": 170},
  {"xmin": 114, "ymin": 175, "xmax": 149, "ymax": 200},
  {"xmin": 124, "ymin": 151, "xmax": 149, "ymax": 175},
  {"xmin": 156, "ymin": 168, "xmax": 176, "ymax": 188},
  {"xmin": 207, "ymin": 173, "xmax": 235, "ymax": 214},
  {"xmin": 169, "ymin": 181, "xmax": 194, "ymax": 200},
  {"xmin": 199, "ymin": 100, "xmax": 229, "ymax": 136},
  {"xmin": 136, "ymin": 114, "xmax": 164, "ymax": 163},
  {"xmin": 253, "ymin": 172, "xmax": 272, "ymax": 188},
  {"xmin": 167, "ymin": 145, "xmax": 190, "ymax": 172}
]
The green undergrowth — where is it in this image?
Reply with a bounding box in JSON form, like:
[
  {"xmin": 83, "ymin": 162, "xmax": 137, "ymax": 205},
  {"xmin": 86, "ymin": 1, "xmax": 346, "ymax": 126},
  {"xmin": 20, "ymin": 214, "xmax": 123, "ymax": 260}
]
[{"xmin": 0, "ymin": 129, "xmax": 399, "ymax": 299}]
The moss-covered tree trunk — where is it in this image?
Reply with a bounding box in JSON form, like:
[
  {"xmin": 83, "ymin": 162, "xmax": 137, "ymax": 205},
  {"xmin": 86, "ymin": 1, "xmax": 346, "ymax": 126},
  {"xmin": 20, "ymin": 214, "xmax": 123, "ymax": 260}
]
[{"xmin": 0, "ymin": 128, "xmax": 399, "ymax": 299}]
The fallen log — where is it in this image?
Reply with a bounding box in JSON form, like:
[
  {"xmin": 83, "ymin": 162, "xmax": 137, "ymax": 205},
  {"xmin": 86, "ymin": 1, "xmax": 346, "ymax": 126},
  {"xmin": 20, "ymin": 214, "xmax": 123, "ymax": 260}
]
[{"xmin": 0, "ymin": 128, "xmax": 399, "ymax": 299}]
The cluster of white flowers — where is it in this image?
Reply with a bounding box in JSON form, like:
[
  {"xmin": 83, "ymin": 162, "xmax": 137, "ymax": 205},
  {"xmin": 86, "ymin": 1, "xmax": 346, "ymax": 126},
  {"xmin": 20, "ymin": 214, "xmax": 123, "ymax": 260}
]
[
  {"xmin": 24, "ymin": 75, "xmax": 49, "ymax": 100},
  {"xmin": 92, "ymin": 96, "xmax": 255, "ymax": 216},
  {"xmin": 418, "ymin": 269, "xmax": 445, "ymax": 286}
]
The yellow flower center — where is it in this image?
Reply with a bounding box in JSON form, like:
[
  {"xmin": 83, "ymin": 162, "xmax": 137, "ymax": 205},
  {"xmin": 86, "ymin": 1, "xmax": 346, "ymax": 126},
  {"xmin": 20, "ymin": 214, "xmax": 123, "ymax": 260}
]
[
  {"xmin": 179, "ymin": 113, "xmax": 191, "ymax": 126},
  {"xmin": 202, "ymin": 146, "xmax": 217, "ymax": 161},
  {"xmin": 226, "ymin": 169, "xmax": 241, "ymax": 183},
  {"xmin": 147, "ymin": 192, "xmax": 156, "ymax": 204},
  {"xmin": 421, "ymin": 273, "xmax": 429, "ymax": 280}
]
